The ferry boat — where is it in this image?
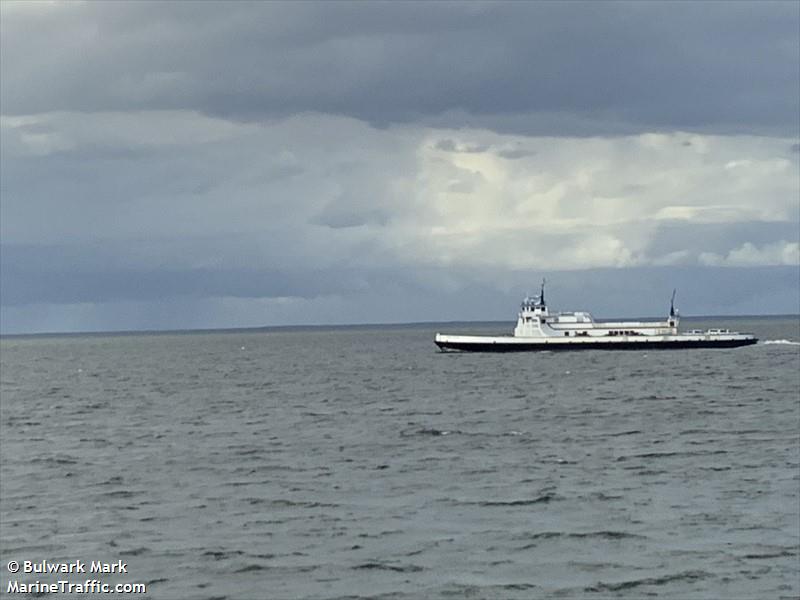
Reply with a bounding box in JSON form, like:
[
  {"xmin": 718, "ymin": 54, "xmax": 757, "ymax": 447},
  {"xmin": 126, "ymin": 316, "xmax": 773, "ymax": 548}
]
[{"xmin": 434, "ymin": 282, "xmax": 758, "ymax": 352}]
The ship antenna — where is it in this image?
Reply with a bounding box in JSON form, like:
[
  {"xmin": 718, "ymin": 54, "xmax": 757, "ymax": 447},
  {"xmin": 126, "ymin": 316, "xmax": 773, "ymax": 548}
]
[{"xmin": 670, "ymin": 288, "xmax": 676, "ymax": 318}]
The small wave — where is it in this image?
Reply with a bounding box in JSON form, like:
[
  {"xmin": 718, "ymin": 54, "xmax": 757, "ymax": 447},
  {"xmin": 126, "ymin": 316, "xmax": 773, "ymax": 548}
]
[
  {"xmin": 616, "ymin": 449, "xmax": 727, "ymax": 462},
  {"xmin": 233, "ymin": 564, "xmax": 271, "ymax": 573},
  {"xmin": 31, "ymin": 455, "xmax": 78, "ymax": 465},
  {"xmin": 761, "ymin": 339, "xmax": 800, "ymax": 345},
  {"xmin": 569, "ymin": 530, "xmax": 642, "ymax": 540},
  {"xmin": 616, "ymin": 451, "xmax": 679, "ymax": 461},
  {"xmin": 353, "ymin": 561, "xmax": 423, "ymax": 573},
  {"xmin": 99, "ymin": 490, "xmax": 141, "ymax": 499},
  {"xmin": 356, "ymin": 530, "xmax": 403, "ymax": 539},
  {"xmin": 585, "ymin": 570, "xmax": 710, "ymax": 592},
  {"xmin": 606, "ymin": 429, "xmax": 642, "ymax": 437},
  {"xmin": 498, "ymin": 583, "xmax": 537, "ymax": 591},
  {"xmin": 435, "ymin": 583, "xmax": 539, "ymax": 597},
  {"xmin": 203, "ymin": 550, "xmax": 247, "ymax": 560},
  {"xmin": 401, "ymin": 427, "xmax": 460, "ymax": 437},
  {"xmin": 477, "ymin": 494, "xmax": 557, "ymax": 506},
  {"xmin": 261, "ymin": 499, "xmax": 339, "ymax": 509},
  {"xmin": 518, "ymin": 530, "xmax": 643, "ymax": 543},
  {"xmin": 234, "ymin": 448, "xmax": 263, "ymax": 456},
  {"xmin": 5, "ymin": 419, "xmax": 42, "ymax": 427},
  {"xmin": 587, "ymin": 492, "xmax": 624, "ymax": 501},
  {"xmin": 743, "ymin": 550, "xmax": 797, "ymax": 559}
]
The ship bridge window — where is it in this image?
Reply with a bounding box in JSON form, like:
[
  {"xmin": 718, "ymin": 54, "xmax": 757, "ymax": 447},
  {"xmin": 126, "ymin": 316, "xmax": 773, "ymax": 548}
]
[{"xmin": 564, "ymin": 332, "xmax": 569, "ymax": 336}]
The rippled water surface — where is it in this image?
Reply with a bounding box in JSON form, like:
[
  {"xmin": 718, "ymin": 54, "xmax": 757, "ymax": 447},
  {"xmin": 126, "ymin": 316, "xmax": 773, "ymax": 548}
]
[{"xmin": 2, "ymin": 317, "xmax": 799, "ymax": 599}]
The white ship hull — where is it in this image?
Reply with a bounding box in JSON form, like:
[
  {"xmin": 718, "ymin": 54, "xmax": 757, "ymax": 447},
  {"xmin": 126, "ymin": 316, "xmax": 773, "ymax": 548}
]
[{"xmin": 434, "ymin": 332, "xmax": 758, "ymax": 352}]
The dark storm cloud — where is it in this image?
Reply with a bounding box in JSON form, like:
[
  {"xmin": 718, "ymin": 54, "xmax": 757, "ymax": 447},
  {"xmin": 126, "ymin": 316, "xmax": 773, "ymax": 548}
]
[
  {"xmin": 0, "ymin": 261, "xmax": 350, "ymax": 306},
  {"xmin": 0, "ymin": 239, "xmax": 469, "ymax": 308},
  {"xmin": 3, "ymin": 218, "xmax": 797, "ymax": 309},
  {"xmin": 2, "ymin": 1, "xmax": 798, "ymax": 135},
  {"xmin": 0, "ymin": 238, "xmax": 372, "ymax": 306}
]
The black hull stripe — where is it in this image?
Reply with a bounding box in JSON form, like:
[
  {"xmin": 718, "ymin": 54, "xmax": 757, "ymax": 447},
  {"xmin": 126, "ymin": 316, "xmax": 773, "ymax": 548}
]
[{"xmin": 435, "ymin": 339, "xmax": 759, "ymax": 352}]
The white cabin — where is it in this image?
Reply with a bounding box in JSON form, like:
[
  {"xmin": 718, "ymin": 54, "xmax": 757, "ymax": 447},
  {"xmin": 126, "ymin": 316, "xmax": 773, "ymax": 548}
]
[{"xmin": 512, "ymin": 283, "xmax": 679, "ymax": 339}]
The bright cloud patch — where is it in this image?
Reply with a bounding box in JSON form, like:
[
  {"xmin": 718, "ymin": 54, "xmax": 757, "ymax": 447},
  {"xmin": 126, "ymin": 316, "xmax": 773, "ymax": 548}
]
[
  {"xmin": 400, "ymin": 128, "xmax": 799, "ymax": 270},
  {"xmin": 700, "ymin": 241, "xmax": 800, "ymax": 267},
  {"xmin": 2, "ymin": 111, "xmax": 798, "ymax": 273}
]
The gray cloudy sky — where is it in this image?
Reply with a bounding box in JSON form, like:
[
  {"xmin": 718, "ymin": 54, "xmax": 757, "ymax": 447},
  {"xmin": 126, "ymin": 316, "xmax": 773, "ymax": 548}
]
[{"xmin": 1, "ymin": 1, "xmax": 798, "ymax": 333}]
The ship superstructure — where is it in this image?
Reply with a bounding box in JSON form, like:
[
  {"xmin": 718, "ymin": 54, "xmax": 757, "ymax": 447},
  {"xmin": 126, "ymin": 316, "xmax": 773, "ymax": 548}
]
[{"xmin": 434, "ymin": 282, "xmax": 757, "ymax": 352}]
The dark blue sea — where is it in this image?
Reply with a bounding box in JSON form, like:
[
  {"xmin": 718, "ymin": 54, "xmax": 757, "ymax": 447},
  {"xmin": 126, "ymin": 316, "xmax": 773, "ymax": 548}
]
[{"xmin": 2, "ymin": 316, "xmax": 799, "ymax": 599}]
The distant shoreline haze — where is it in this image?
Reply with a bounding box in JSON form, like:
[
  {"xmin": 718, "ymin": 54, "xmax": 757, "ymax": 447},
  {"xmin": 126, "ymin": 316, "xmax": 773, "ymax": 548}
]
[{"xmin": 2, "ymin": 314, "xmax": 798, "ymax": 339}]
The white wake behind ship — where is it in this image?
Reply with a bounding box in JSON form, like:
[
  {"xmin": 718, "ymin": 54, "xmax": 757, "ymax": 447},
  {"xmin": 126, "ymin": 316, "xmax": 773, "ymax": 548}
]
[{"xmin": 434, "ymin": 282, "xmax": 758, "ymax": 352}]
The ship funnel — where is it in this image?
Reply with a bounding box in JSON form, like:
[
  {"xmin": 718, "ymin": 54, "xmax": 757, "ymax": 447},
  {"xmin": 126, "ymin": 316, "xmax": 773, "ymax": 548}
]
[{"xmin": 669, "ymin": 288, "xmax": 676, "ymax": 318}]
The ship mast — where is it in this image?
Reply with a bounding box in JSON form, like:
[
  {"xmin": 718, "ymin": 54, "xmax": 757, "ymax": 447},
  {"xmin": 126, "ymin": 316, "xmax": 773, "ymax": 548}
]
[{"xmin": 668, "ymin": 288, "xmax": 679, "ymax": 332}]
